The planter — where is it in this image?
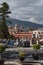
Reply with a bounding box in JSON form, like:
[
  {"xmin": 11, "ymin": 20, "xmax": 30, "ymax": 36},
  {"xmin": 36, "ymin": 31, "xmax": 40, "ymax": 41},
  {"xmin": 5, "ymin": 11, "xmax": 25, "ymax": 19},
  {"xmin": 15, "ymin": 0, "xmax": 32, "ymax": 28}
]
[
  {"xmin": 19, "ymin": 51, "xmax": 25, "ymax": 61},
  {"xmin": 32, "ymin": 44, "xmax": 40, "ymax": 60},
  {"xmin": 0, "ymin": 60, "xmax": 4, "ymax": 65},
  {"xmin": 32, "ymin": 54, "xmax": 39, "ymax": 60},
  {"xmin": 19, "ymin": 57, "xmax": 25, "ymax": 61}
]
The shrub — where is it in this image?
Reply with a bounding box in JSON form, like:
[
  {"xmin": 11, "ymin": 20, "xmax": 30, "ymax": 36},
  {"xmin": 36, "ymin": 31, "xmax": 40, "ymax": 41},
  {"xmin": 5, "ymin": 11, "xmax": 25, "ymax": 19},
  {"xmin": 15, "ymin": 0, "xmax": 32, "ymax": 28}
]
[
  {"xmin": 0, "ymin": 43, "xmax": 6, "ymax": 52},
  {"xmin": 19, "ymin": 51, "xmax": 25, "ymax": 57},
  {"xmin": 32, "ymin": 44, "xmax": 40, "ymax": 60},
  {"xmin": 33, "ymin": 44, "xmax": 40, "ymax": 50},
  {"xmin": 19, "ymin": 51, "xmax": 25, "ymax": 61}
]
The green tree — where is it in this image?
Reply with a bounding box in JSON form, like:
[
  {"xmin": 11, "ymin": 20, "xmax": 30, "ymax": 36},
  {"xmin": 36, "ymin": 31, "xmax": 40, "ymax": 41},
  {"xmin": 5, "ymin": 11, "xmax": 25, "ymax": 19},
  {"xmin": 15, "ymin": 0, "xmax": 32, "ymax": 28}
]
[
  {"xmin": 32, "ymin": 44, "xmax": 40, "ymax": 60},
  {"xmin": 0, "ymin": 43, "xmax": 6, "ymax": 65},
  {"xmin": 0, "ymin": 2, "xmax": 11, "ymax": 39}
]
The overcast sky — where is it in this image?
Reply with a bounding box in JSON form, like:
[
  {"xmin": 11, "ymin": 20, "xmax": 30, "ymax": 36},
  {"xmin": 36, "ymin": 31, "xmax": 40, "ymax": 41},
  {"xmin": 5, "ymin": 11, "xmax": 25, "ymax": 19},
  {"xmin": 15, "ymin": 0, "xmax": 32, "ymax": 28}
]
[{"xmin": 0, "ymin": 0, "xmax": 43, "ymax": 24}]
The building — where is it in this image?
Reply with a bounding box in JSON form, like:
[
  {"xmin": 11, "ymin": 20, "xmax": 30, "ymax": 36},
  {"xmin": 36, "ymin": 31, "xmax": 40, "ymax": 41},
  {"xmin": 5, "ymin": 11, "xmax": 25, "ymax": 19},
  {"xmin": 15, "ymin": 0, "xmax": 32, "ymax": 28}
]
[
  {"xmin": 14, "ymin": 24, "xmax": 19, "ymax": 33},
  {"xmin": 8, "ymin": 25, "xmax": 33, "ymax": 46},
  {"xmin": 32, "ymin": 28, "xmax": 43, "ymax": 45},
  {"xmin": 8, "ymin": 24, "xmax": 43, "ymax": 46},
  {"xmin": 32, "ymin": 28, "xmax": 43, "ymax": 38},
  {"xmin": 8, "ymin": 26, "xmax": 12, "ymax": 35},
  {"xmin": 8, "ymin": 24, "xmax": 24, "ymax": 34},
  {"xmin": 12, "ymin": 32, "xmax": 32, "ymax": 46}
]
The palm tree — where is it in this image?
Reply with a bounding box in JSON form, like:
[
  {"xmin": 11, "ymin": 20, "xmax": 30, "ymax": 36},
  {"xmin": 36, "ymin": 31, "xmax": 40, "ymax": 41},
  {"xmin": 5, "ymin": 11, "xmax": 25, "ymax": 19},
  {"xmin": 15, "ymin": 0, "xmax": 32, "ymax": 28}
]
[
  {"xmin": 0, "ymin": 2, "xmax": 11, "ymax": 22},
  {"xmin": 0, "ymin": 44, "xmax": 6, "ymax": 65},
  {"xmin": 0, "ymin": 2, "xmax": 11, "ymax": 39}
]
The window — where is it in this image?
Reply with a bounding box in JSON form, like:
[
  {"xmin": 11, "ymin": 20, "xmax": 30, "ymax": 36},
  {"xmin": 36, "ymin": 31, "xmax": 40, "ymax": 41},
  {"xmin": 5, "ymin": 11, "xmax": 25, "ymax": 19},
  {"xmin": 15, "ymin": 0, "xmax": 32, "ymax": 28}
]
[{"xmin": 33, "ymin": 34, "xmax": 36, "ymax": 38}]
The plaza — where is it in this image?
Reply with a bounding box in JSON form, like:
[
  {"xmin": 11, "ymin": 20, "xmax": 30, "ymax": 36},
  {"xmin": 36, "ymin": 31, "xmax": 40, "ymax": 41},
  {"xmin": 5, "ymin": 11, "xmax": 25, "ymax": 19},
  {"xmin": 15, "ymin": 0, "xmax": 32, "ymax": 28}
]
[{"xmin": 1, "ymin": 47, "xmax": 43, "ymax": 65}]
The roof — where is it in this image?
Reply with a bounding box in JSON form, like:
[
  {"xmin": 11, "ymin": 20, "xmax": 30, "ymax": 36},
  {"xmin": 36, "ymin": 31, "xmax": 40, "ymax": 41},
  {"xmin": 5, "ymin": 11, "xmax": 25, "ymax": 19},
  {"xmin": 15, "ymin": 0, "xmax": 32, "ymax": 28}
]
[{"xmin": 12, "ymin": 32, "xmax": 32, "ymax": 38}]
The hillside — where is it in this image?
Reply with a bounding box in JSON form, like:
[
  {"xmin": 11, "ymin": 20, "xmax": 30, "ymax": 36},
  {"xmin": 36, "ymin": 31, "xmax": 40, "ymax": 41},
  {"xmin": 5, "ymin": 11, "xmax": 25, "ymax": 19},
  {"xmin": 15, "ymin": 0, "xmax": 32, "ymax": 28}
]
[{"xmin": 7, "ymin": 18, "xmax": 43, "ymax": 30}]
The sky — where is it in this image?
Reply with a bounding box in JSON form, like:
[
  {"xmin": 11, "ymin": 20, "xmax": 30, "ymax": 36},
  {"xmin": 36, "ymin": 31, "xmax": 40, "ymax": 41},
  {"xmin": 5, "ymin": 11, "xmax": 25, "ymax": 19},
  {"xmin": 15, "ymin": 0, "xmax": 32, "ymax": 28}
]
[{"xmin": 0, "ymin": 0, "xmax": 43, "ymax": 24}]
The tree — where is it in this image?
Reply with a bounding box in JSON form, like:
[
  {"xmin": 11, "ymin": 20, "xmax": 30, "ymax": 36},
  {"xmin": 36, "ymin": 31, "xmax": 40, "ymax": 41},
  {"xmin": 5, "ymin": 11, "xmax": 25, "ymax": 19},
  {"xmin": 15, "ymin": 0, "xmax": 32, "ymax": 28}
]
[
  {"xmin": 32, "ymin": 44, "xmax": 40, "ymax": 60},
  {"xmin": 19, "ymin": 51, "xmax": 25, "ymax": 61},
  {"xmin": 0, "ymin": 2, "xmax": 11, "ymax": 39},
  {"xmin": 0, "ymin": 44, "xmax": 6, "ymax": 65}
]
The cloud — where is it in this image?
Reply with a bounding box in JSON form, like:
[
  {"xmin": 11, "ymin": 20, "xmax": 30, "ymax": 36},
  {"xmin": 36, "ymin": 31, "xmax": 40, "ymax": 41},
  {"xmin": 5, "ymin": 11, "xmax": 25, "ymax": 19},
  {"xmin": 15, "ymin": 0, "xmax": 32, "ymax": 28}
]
[{"xmin": 0, "ymin": 0, "xmax": 43, "ymax": 24}]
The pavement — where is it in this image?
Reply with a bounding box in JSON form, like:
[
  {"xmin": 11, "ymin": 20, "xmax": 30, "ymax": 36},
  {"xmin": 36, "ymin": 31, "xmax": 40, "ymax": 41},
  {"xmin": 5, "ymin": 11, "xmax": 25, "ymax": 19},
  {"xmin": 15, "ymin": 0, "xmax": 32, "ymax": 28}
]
[
  {"xmin": 4, "ymin": 59, "xmax": 22, "ymax": 65},
  {"xmin": 5, "ymin": 46, "xmax": 43, "ymax": 51},
  {"xmin": 4, "ymin": 58, "xmax": 43, "ymax": 65},
  {"xmin": 5, "ymin": 46, "xmax": 43, "ymax": 54},
  {"xmin": 2, "ymin": 47, "xmax": 43, "ymax": 65},
  {"xmin": 4, "ymin": 60, "xmax": 42, "ymax": 65}
]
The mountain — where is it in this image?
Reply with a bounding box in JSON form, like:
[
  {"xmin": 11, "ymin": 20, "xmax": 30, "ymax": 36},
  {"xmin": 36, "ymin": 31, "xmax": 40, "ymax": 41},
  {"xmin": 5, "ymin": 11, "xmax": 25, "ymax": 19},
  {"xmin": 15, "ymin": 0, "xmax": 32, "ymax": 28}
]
[{"xmin": 7, "ymin": 18, "xmax": 43, "ymax": 30}]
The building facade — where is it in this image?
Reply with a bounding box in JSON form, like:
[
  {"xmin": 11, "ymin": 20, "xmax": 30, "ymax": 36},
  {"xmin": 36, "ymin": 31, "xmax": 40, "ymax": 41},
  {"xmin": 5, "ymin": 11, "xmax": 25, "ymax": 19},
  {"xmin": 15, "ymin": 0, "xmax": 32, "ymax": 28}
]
[
  {"xmin": 32, "ymin": 28, "xmax": 43, "ymax": 45},
  {"xmin": 8, "ymin": 24, "xmax": 43, "ymax": 46}
]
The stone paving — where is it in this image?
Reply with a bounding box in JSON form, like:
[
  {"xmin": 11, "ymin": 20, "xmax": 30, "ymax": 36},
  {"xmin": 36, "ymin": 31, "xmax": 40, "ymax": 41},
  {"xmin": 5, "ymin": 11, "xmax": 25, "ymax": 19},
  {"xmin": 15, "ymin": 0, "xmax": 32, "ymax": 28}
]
[
  {"xmin": 2, "ymin": 47, "xmax": 43, "ymax": 65},
  {"xmin": 4, "ymin": 59, "xmax": 42, "ymax": 65},
  {"xmin": 4, "ymin": 59, "xmax": 22, "ymax": 65}
]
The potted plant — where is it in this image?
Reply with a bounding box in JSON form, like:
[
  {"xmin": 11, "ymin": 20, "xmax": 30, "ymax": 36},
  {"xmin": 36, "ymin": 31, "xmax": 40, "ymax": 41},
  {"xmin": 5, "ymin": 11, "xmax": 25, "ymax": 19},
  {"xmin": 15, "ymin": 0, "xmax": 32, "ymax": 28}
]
[
  {"xmin": 0, "ymin": 43, "xmax": 6, "ymax": 65},
  {"xmin": 19, "ymin": 51, "xmax": 25, "ymax": 61},
  {"xmin": 32, "ymin": 44, "xmax": 40, "ymax": 60}
]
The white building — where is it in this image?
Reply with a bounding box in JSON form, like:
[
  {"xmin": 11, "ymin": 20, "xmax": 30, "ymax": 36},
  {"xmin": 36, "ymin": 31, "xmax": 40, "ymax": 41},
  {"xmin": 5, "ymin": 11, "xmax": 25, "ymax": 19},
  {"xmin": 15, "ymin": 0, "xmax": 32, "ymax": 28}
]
[
  {"xmin": 32, "ymin": 28, "xmax": 43, "ymax": 38},
  {"xmin": 32, "ymin": 28, "xmax": 43, "ymax": 44}
]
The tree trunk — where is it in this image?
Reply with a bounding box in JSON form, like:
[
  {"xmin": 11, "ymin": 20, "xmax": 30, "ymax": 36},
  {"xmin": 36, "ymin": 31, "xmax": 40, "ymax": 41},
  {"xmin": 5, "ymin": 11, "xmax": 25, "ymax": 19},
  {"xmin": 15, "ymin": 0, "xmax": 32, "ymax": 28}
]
[
  {"xmin": 0, "ymin": 52, "xmax": 2, "ymax": 61},
  {"xmin": 35, "ymin": 49, "xmax": 37, "ymax": 56},
  {"xmin": 33, "ymin": 50, "xmax": 39, "ymax": 60},
  {"xmin": 0, "ymin": 52, "xmax": 4, "ymax": 65}
]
